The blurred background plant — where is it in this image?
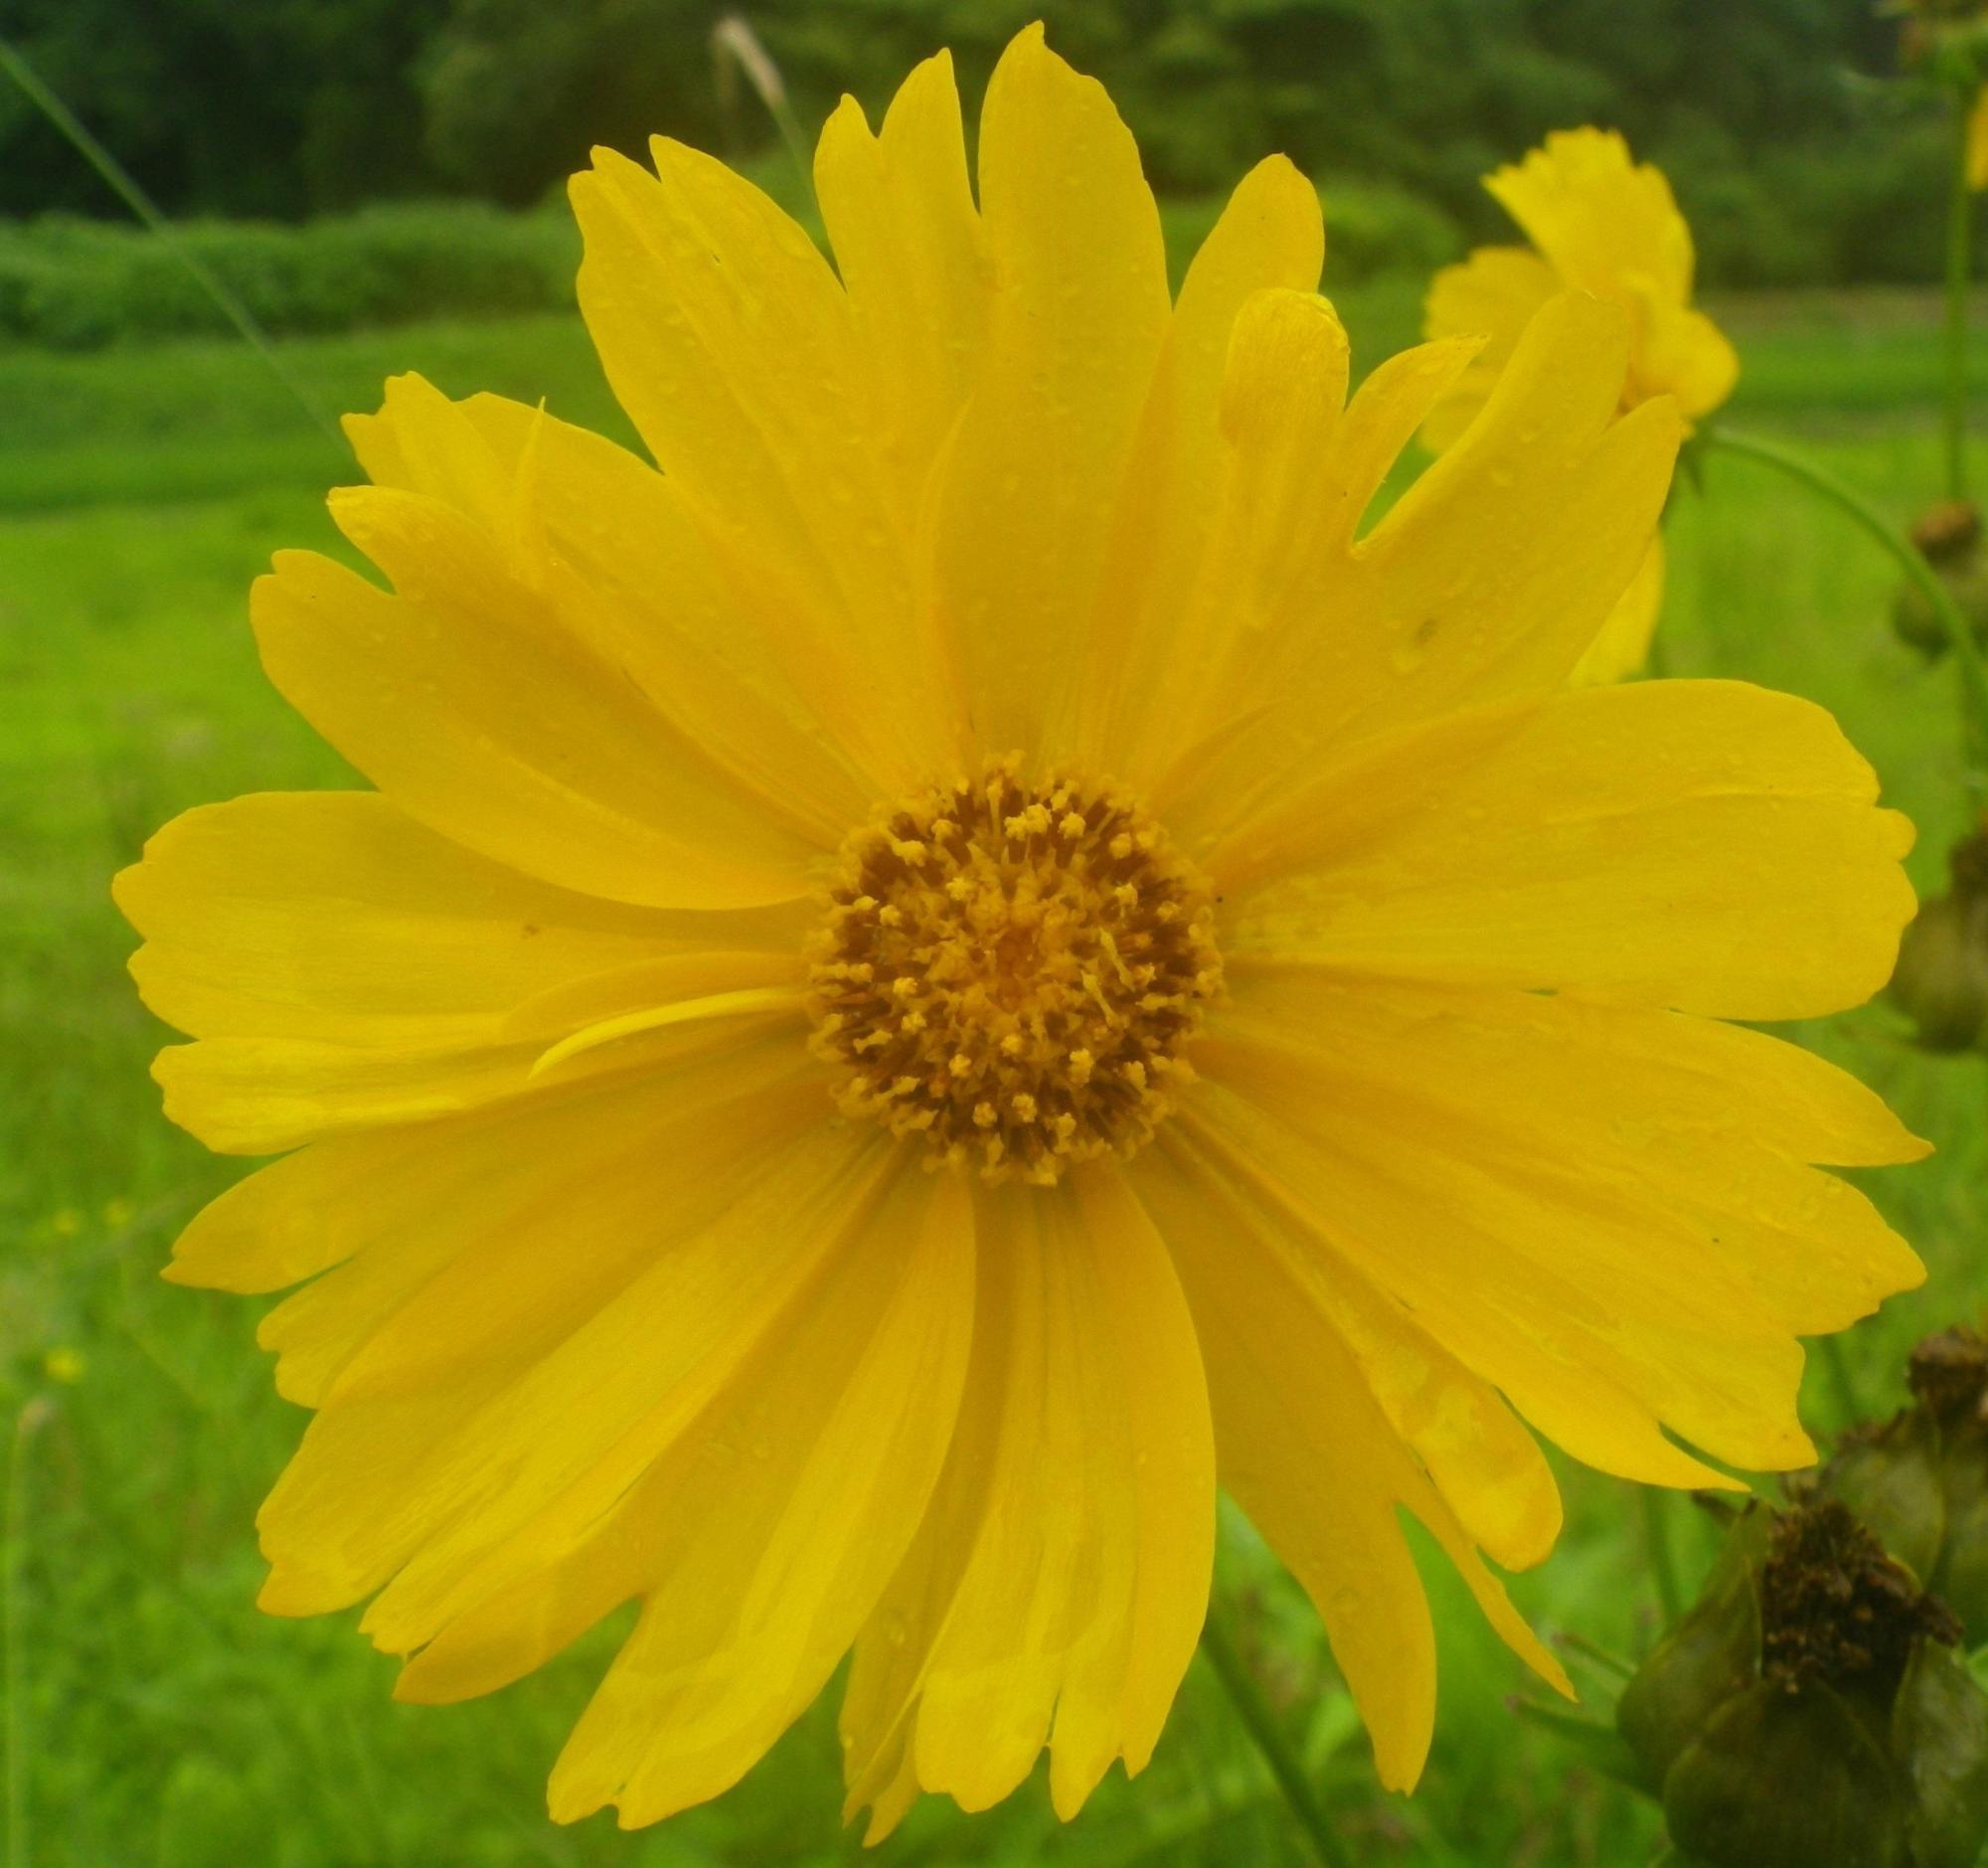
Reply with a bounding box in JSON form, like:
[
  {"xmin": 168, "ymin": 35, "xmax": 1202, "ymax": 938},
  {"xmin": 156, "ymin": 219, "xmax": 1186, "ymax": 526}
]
[
  {"xmin": 12, "ymin": 2, "xmax": 1988, "ymax": 1864},
  {"xmin": 0, "ymin": 0, "xmax": 1964, "ymax": 349}
]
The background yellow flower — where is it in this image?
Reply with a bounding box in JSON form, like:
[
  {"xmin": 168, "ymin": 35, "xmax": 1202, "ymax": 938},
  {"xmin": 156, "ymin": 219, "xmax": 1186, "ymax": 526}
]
[{"xmin": 1424, "ymin": 128, "xmax": 1740, "ymax": 684}]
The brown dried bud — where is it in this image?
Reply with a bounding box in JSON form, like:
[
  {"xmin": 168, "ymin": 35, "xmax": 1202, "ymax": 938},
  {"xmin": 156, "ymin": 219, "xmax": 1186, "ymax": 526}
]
[
  {"xmin": 1827, "ymin": 1325, "xmax": 1988, "ymax": 1640},
  {"xmin": 1758, "ymin": 1501, "xmax": 1960, "ymax": 1693},
  {"xmin": 1909, "ymin": 1327, "xmax": 1988, "ymax": 1426},
  {"xmin": 1618, "ymin": 1500, "xmax": 1988, "ymax": 1868},
  {"xmin": 1895, "ymin": 502, "xmax": 1988, "ymax": 659},
  {"xmin": 1913, "ymin": 501, "xmax": 1984, "ymax": 564}
]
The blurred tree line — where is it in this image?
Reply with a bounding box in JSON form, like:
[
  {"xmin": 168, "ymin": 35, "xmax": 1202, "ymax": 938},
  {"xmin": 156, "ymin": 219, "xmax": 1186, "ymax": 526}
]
[{"xmin": 0, "ymin": 0, "xmax": 1949, "ymax": 285}]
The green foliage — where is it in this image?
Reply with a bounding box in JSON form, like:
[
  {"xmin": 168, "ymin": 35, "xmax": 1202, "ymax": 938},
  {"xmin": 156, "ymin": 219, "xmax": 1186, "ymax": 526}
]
[
  {"xmin": 0, "ymin": 0, "xmax": 449, "ymax": 218},
  {"xmin": 0, "ymin": 0, "xmax": 1964, "ymax": 287},
  {"xmin": 0, "ymin": 205, "xmax": 580, "ymax": 350},
  {"xmin": 420, "ymin": 0, "xmax": 729, "ymax": 207}
]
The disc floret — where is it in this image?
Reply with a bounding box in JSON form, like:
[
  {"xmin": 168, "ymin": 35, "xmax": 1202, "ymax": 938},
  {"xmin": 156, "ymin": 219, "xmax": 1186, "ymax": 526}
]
[{"xmin": 807, "ymin": 760, "xmax": 1223, "ymax": 1182}]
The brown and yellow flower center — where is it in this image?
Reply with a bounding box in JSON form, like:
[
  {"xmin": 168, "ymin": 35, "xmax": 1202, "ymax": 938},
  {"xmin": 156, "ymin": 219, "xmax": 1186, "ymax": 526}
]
[{"xmin": 806, "ymin": 760, "xmax": 1223, "ymax": 1183}]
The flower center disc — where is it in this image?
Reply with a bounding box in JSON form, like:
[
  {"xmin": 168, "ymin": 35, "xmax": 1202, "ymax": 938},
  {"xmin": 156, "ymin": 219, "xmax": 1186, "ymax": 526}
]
[{"xmin": 807, "ymin": 760, "xmax": 1224, "ymax": 1183}]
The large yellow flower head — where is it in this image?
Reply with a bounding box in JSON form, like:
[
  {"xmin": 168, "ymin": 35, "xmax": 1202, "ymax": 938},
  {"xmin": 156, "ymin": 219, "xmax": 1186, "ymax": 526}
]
[
  {"xmin": 117, "ymin": 28, "xmax": 1923, "ymax": 1838},
  {"xmin": 1424, "ymin": 128, "xmax": 1740, "ymax": 684}
]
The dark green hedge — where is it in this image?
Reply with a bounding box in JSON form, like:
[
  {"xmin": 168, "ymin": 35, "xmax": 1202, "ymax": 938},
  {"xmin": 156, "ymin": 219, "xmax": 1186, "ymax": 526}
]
[
  {"xmin": 0, "ymin": 204, "xmax": 580, "ymax": 350},
  {"xmin": 0, "ymin": 172, "xmax": 1456, "ymax": 351}
]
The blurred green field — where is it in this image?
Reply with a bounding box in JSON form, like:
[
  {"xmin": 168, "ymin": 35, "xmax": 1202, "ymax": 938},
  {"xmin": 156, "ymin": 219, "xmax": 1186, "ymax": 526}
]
[{"xmin": 5, "ymin": 287, "xmax": 1988, "ymax": 1867}]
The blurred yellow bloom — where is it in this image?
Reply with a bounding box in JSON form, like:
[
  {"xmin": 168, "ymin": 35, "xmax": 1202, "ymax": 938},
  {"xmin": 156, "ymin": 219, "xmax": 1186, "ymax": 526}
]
[
  {"xmin": 1425, "ymin": 128, "xmax": 1739, "ymax": 683},
  {"xmin": 117, "ymin": 29, "xmax": 1921, "ymax": 1838},
  {"xmin": 48, "ymin": 1208, "xmax": 80, "ymax": 1239},
  {"xmin": 1969, "ymin": 87, "xmax": 1988, "ymax": 190},
  {"xmin": 42, "ymin": 1347, "xmax": 85, "ymax": 1386}
]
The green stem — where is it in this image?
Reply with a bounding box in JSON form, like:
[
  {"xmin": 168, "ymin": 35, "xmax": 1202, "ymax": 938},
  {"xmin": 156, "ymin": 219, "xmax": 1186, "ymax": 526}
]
[
  {"xmin": 1820, "ymin": 1333, "xmax": 1864, "ymax": 1432},
  {"xmin": 1199, "ymin": 1603, "xmax": 1354, "ymax": 1868},
  {"xmin": 1642, "ymin": 1487, "xmax": 1683, "ymax": 1628},
  {"xmin": 710, "ymin": 17, "xmax": 811, "ymax": 198},
  {"xmin": 1946, "ymin": 84, "xmax": 1975, "ymax": 506},
  {"xmin": 0, "ymin": 34, "xmax": 339, "ymax": 445},
  {"xmin": 1704, "ymin": 424, "xmax": 1988, "ymax": 794},
  {"xmin": 1556, "ymin": 1628, "xmax": 1636, "ymax": 1684}
]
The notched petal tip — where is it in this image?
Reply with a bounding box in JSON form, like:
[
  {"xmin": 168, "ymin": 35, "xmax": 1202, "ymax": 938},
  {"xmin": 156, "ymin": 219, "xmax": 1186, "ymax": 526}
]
[
  {"xmin": 988, "ymin": 19, "xmax": 1103, "ymax": 116},
  {"xmin": 253, "ymin": 1565, "xmax": 327, "ymax": 1620}
]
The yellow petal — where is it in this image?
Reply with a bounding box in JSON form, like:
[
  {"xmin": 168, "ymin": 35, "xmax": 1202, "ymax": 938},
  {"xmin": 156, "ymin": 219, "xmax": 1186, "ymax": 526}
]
[
  {"xmin": 1636, "ymin": 299, "xmax": 1740, "ymax": 422},
  {"xmin": 1130, "ymin": 284, "xmax": 1369, "ymax": 794},
  {"xmin": 1417, "ymin": 245, "xmax": 1558, "ymax": 452},
  {"xmin": 513, "ymin": 1161, "xmax": 976, "ymax": 1827},
  {"xmin": 1347, "ymin": 297, "xmax": 1675, "ymax": 711},
  {"xmin": 1571, "ymin": 532, "xmax": 1664, "ymax": 685},
  {"xmin": 840, "ymin": 1168, "xmax": 1214, "ymax": 1837},
  {"xmin": 1313, "ymin": 329, "xmax": 1484, "ymax": 542},
  {"xmin": 114, "ymin": 791, "xmax": 809, "ymax": 1153},
  {"xmin": 1486, "ymin": 127, "xmax": 1695, "ymax": 307},
  {"xmin": 253, "ymin": 510, "xmax": 822, "ymax": 911},
  {"xmin": 813, "ymin": 52, "xmax": 992, "ymax": 500},
  {"xmin": 253, "ymin": 1090, "xmax": 869, "ymax": 1616},
  {"xmin": 1181, "ymin": 1114, "xmax": 1561, "ymax": 1570},
  {"xmin": 1188, "ymin": 969, "xmax": 1924, "ymax": 1479},
  {"xmin": 1158, "ymin": 295, "xmax": 1680, "ymax": 844},
  {"xmin": 500, "ymin": 951, "xmax": 803, "ymax": 1042},
  {"xmin": 154, "ymin": 1034, "xmax": 799, "ymax": 1301},
  {"xmin": 1078, "ymin": 156, "xmax": 1325, "ymax": 778},
  {"xmin": 932, "ymin": 23, "xmax": 1171, "ymax": 762},
  {"xmin": 1132, "ymin": 1133, "xmax": 1569, "ymax": 1792},
  {"xmin": 1218, "ymin": 678, "xmax": 1916, "ymax": 1021},
  {"xmin": 570, "ymin": 140, "xmax": 961, "ymax": 788},
  {"xmin": 1972, "ymin": 86, "xmax": 1988, "ymax": 192},
  {"xmin": 117, "ymin": 791, "xmax": 804, "ymax": 1047},
  {"xmin": 348, "ymin": 375, "xmax": 881, "ymax": 835}
]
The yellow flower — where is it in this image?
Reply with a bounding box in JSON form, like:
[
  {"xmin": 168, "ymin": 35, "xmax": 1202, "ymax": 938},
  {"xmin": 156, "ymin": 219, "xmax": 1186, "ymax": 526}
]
[
  {"xmin": 1424, "ymin": 128, "xmax": 1740, "ymax": 684},
  {"xmin": 1969, "ymin": 86, "xmax": 1988, "ymax": 190},
  {"xmin": 115, "ymin": 28, "xmax": 1922, "ymax": 1838}
]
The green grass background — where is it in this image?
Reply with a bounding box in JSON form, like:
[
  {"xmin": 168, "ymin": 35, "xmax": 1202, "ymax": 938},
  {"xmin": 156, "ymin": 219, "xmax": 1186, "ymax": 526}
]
[{"xmin": 5, "ymin": 280, "xmax": 1988, "ymax": 1865}]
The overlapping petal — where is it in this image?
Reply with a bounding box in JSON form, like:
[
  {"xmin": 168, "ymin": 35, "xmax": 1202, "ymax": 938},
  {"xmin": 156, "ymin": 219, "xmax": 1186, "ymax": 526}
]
[
  {"xmin": 1075, "ymin": 154, "xmax": 1324, "ymax": 775},
  {"xmin": 1572, "ymin": 535, "xmax": 1665, "ymax": 686},
  {"xmin": 1156, "ymin": 292, "xmax": 1681, "ymax": 844},
  {"xmin": 932, "ymin": 24, "xmax": 1172, "ymax": 760},
  {"xmin": 115, "ymin": 791, "xmax": 809, "ymax": 1153},
  {"xmin": 533, "ymin": 1160, "xmax": 974, "ymax": 1827},
  {"xmin": 349, "ymin": 377, "xmax": 882, "ymax": 837},
  {"xmin": 571, "ymin": 125, "xmax": 963, "ymax": 788},
  {"xmin": 1185, "ymin": 971, "xmax": 1922, "ymax": 1486},
  {"xmin": 1416, "ymin": 245, "xmax": 1556, "ymax": 451},
  {"xmin": 1132, "ymin": 1131, "xmax": 1570, "ymax": 1790},
  {"xmin": 813, "ymin": 51, "xmax": 992, "ymax": 500},
  {"xmin": 840, "ymin": 1171, "xmax": 1215, "ymax": 1838},
  {"xmin": 251, "ymin": 454, "xmax": 833, "ymax": 911},
  {"xmin": 1212, "ymin": 678, "xmax": 1916, "ymax": 1020}
]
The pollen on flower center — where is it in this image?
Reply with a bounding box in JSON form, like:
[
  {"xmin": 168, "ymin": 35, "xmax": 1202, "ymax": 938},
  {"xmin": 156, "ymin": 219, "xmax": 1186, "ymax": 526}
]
[{"xmin": 806, "ymin": 759, "xmax": 1223, "ymax": 1183}]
